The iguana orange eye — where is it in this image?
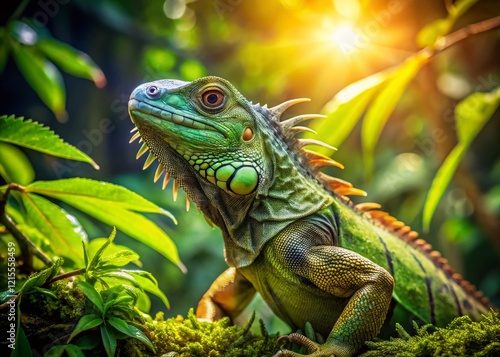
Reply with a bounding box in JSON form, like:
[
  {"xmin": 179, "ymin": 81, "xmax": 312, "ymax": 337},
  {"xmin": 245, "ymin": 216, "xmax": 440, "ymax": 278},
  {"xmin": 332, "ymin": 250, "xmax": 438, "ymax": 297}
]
[{"xmin": 201, "ymin": 89, "xmax": 225, "ymax": 109}]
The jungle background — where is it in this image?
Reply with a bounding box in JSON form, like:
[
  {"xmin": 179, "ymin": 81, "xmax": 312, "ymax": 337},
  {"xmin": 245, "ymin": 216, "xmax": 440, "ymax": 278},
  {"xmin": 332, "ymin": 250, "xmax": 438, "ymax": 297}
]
[{"xmin": 1, "ymin": 0, "xmax": 500, "ymax": 347}]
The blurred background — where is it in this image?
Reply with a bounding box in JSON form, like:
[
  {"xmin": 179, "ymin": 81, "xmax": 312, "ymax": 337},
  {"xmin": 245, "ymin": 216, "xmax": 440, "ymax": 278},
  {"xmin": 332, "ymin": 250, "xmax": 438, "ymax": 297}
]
[{"xmin": 1, "ymin": 0, "xmax": 499, "ymax": 333}]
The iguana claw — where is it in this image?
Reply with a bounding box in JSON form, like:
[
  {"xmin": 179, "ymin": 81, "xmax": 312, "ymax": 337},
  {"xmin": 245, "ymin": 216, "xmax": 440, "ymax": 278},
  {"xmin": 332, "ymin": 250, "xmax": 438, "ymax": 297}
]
[
  {"xmin": 278, "ymin": 333, "xmax": 320, "ymax": 353},
  {"xmin": 274, "ymin": 333, "xmax": 350, "ymax": 357}
]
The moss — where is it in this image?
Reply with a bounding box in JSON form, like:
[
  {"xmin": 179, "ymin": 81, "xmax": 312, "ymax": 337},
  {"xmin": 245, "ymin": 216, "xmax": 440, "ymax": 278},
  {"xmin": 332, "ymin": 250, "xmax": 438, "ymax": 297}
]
[
  {"xmin": 361, "ymin": 310, "xmax": 500, "ymax": 357},
  {"xmin": 122, "ymin": 309, "xmax": 281, "ymax": 357}
]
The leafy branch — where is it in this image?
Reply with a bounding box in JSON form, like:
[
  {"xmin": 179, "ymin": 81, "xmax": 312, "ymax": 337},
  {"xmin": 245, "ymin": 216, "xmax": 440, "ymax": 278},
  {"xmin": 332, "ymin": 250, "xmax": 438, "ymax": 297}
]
[
  {"xmin": 308, "ymin": 2, "xmax": 500, "ymax": 229},
  {"xmin": 0, "ymin": 115, "xmax": 183, "ymax": 272}
]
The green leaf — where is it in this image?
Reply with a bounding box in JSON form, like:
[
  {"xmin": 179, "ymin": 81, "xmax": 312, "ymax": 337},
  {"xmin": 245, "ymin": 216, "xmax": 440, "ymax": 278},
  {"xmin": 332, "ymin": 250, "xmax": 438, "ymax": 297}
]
[
  {"xmin": 450, "ymin": 0, "xmax": 479, "ymax": 19},
  {"xmin": 29, "ymin": 286, "xmax": 58, "ymax": 300},
  {"xmin": 20, "ymin": 258, "xmax": 63, "ymax": 295},
  {"xmin": 423, "ymin": 87, "xmax": 500, "ymax": 230},
  {"xmin": 20, "ymin": 193, "xmax": 87, "ymax": 267},
  {"xmin": 107, "ymin": 317, "xmax": 155, "ymax": 352},
  {"xmin": 75, "ymin": 281, "xmax": 104, "ymax": 313},
  {"xmin": 100, "ymin": 325, "xmax": 117, "ymax": 357},
  {"xmin": 37, "ymin": 38, "xmax": 106, "ymax": 88},
  {"xmin": 44, "ymin": 344, "xmax": 86, "ymax": 357},
  {"xmin": 310, "ymin": 68, "xmax": 394, "ymax": 150},
  {"xmin": 416, "ymin": 0, "xmax": 478, "ymax": 48},
  {"xmin": 0, "ymin": 142, "xmax": 35, "ymax": 184},
  {"xmin": 362, "ymin": 53, "xmax": 429, "ymax": 176},
  {"xmin": 12, "ymin": 44, "xmax": 67, "ymax": 121},
  {"xmin": 26, "ymin": 178, "xmax": 174, "ymax": 218},
  {"xmin": 67, "ymin": 314, "xmax": 104, "ymax": 343},
  {"xmin": 416, "ymin": 18, "xmax": 452, "ymax": 48},
  {"xmin": 128, "ymin": 271, "xmax": 170, "ymax": 309},
  {"xmin": 97, "ymin": 250, "xmax": 140, "ymax": 268},
  {"xmin": 26, "ymin": 179, "xmax": 183, "ymax": 271},
  {"xmin": 455, "ymin": 88, "xmax": 500, "ymax": 145},
  {"xmin": 73, "ymin": 335, "xmax": 100, "ymax": 350},
  {"xmin": 88, "ymin": 238, "xmax": 142, "ymax": 267},
  {"xmin": 12, "ymin": 325, "xmax": 33, "ymax": 357},
  {"xmin": 0, "ymin": 115, "xmax": 99, "ymax": 169},
  {"xmin": 88, "ymin": 228, "xmax": 116, "ymax": 272}
]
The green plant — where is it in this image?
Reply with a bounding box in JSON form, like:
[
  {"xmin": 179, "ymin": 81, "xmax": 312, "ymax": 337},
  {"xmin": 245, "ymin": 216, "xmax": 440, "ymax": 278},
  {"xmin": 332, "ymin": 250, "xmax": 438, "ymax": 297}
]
[{"xmin": 0, "ymin": 115, "xmax": 183, "ymax": 273}]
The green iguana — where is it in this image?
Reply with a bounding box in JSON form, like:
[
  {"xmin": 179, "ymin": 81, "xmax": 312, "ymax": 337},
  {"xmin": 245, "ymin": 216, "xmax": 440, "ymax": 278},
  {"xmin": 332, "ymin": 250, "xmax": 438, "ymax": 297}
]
[{"xmin": 127, "ymin": 76, "xmax": 491, "ymax": 357}]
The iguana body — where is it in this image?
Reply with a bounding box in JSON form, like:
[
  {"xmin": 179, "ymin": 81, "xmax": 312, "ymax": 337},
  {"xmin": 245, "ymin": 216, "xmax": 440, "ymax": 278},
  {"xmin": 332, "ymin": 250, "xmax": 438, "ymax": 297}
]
[{"xmin": 128, "ymin": 76, "xmax": 490, "ymax": 357}]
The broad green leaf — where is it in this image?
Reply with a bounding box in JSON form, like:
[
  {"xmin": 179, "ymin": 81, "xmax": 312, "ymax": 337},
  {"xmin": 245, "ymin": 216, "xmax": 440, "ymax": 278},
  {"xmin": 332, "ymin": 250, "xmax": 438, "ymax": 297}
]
[
  {"xmin": 362, "ymin": 53, "xmax": 429, "ymax": 176},
  {"xmin": 97, "ymin": 270, "xmax": 169, "ymax": 309},
  {"xmin": 73, "ymin": 335, "xmax": 100, "ymax": 350},
  {"xmin": 107, "ymin": 317, "xmax": 155, "ymax": 351},
  {"xmin": 44, "ymin": 344, "xmax": 86, "ymax": 357},
  {"xmin": 81, "ymin": 204, "xmax": 183, "ymax": 271},
  {"xmin": 100, "ymin": 325, "xmax": 117, "ymax": 357},
  {"xmin": 423, "ymin": 149, "xmax": 463, "ymax": 232},
  {"xmin": 21, "ymin": 193, "xmax": 87, "ymax": 267},
  {"xmin": 19, "ymin": 258, "xmax": 63, "ymax": 295},
  {"xmin": 423, "ymin": 87, "xmax": 500, "ymax": 230},
  {"xmin": 455, "ymin": 88, "xmax": 500, "ymax": 145},
  {"xmin": 128, "ymin": 271, "xmax": 170, "ymax": 309},
  {"xmin": 67, "ymin": 314, "xmax": 104, "ymax": 342},
  {"xmin": 26, "ymin": 179, "xmax": 183, "ymax": 271},
  {"xmin": 97, "ymin": 250, "xmax": 140, "ymax": 268},
  {"xmin": 26, "ymin": 178, "xmax": 174, "ymax": 219},
  {"xmin": 88, "ymin": 228, "xmax": 116, "ymax": 272},
  {"xmin": 88, "ymin": 238, "xmax": 142, "ymax": 267},
  {"xmin": 0, "ymin": 142, "xmax": 35, "ymax": 184},
  {"xmin": 0, "ymin": 115, "xmax": 98, "ymax": 169},
  {"xmin": 38, "ymin": 38, "xmax": 106, "ymax": 88},
  {"xmin": 98, "ymin": 270, "xmax": 137, "ymax": 287},
  {"xmin": 311, "ymin": 67, "xmax": 395, "ymax": 151},
  {"xmin": 76, "ymin": 281, "xmax": 104, "ymax": 313},
  {"xmin": 12, "ymin": 45, "xmax": 67, "ymax": 121},
  {"xmin": 136, "ymin": 291, "xmax": 151, "ymax": 312}
]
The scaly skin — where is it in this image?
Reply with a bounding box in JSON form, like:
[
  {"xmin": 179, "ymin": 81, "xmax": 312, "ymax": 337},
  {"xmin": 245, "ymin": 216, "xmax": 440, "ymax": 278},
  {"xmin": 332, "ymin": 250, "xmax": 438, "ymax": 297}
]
[{"xmin": 128, "ymin": 76, "xmax": 490, "ymax": 357}]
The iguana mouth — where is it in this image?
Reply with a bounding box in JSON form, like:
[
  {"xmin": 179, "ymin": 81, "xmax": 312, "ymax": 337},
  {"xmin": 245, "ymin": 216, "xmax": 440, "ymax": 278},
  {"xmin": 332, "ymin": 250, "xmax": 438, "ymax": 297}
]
[{"xmin": 129, "ymin": 98, "xmax": 220, "ymax": 133}]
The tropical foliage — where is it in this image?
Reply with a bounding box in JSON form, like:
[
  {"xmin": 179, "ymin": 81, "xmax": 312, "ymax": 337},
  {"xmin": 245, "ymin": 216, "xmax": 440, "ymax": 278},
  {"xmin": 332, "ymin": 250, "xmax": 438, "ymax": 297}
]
[{"xmin": 1, "ymin": 0, "xmax": 499, "ymax": 355}]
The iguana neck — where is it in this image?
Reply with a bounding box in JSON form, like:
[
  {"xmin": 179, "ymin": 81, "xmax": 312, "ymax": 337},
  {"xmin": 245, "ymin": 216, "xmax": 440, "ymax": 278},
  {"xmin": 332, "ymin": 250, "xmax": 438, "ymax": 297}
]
[{"xmin": 223, "ymin": 111, "xmax": 334, "ymax": 267}]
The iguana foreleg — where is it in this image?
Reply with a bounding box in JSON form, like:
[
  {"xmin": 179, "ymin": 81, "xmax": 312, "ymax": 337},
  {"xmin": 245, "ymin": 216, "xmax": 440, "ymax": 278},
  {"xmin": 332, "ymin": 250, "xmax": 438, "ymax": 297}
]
[
  {"xmin": 274, "ymin": 240, "xmax": 394, "ymax": 357},
  {"xmin": 196, "ymin": 267, "xmax": 256, "ymax": 322}
]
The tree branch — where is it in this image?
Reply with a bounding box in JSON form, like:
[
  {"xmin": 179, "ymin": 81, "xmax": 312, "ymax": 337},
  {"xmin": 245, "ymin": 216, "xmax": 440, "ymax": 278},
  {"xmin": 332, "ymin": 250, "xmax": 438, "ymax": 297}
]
[{"xmin": 431, "ymin": 16, "xmax": 500, "ymax": 55}]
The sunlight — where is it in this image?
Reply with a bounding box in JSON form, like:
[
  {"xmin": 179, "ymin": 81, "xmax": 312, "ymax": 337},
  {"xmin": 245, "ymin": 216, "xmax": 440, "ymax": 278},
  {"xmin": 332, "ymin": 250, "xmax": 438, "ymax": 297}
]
[{"xmin": 329, "ymin": 22, "xmax": 359, "ymax": 49}]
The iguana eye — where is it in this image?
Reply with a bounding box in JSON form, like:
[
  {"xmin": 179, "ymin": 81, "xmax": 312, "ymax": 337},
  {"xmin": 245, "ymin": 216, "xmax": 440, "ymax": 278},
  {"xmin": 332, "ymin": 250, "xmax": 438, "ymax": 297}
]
[
  {"xmin": 146, "ymin": 85, "xmax": 160, "ymax": 98},
  {"xmin": 201, "ymin": 89, "xmax": 225, "ymax": 109}
]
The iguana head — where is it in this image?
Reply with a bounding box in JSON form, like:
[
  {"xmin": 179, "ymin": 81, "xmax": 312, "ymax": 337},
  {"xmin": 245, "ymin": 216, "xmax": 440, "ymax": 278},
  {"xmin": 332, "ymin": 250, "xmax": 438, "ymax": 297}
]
[
  {"xmin": 129, "ymin": 77, "xmax": 265, "ymax": 197},
  {"xmin": 128, "ymin": 76, "xmax": 337, "ymax": 266}
]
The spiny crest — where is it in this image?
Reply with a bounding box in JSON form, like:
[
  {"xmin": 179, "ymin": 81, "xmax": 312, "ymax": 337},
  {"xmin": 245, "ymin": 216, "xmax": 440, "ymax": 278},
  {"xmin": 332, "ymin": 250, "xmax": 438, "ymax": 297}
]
[
  {"xmin": 360, "ymin": 204, "xmax": 490, "ymax": 306},
  {"xmin": 271, "ymin": 99, "xmax": 490, "ymax": 308},
  {"xmin": 129, "ymin": 127, "xmax": 192, "ymax": 212}
]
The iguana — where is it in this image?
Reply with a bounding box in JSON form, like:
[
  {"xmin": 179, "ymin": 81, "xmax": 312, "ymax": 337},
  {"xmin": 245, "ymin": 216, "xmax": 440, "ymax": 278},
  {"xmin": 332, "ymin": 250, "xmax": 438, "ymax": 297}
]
[{"xmin": 127, "ymin": 76, "xmax": 491, "ymax": 357}]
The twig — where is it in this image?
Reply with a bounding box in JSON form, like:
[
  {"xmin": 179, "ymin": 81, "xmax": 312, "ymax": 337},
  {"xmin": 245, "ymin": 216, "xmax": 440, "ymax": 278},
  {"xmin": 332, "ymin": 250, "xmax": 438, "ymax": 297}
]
[
  {"xmin": 431, "ymin": 16, "xmax": 500, "ymax": 55},
  {"xmin": 46, "ymin": 268, "xmax": 86, "ymax": 285}
]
